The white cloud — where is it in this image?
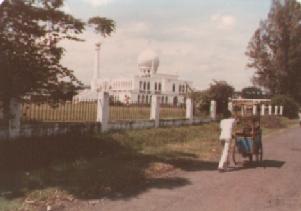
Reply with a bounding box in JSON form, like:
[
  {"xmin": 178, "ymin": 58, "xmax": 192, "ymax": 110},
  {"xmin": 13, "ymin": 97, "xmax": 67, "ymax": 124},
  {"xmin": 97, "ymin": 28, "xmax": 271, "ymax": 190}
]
[
  {"xmin": 82, "ymin": 0, "xmax": 113, "ymax": 7},
  {"xmin": 211, "ymin": 14, "xmax": 236, "ymax": 29}
]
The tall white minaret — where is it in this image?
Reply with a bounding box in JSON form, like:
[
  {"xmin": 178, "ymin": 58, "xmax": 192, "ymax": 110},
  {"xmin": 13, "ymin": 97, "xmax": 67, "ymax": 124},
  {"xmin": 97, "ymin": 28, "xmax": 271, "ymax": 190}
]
[{"xmin": 91, "ymin": 42, "xmax": 101, "ymax": 91}]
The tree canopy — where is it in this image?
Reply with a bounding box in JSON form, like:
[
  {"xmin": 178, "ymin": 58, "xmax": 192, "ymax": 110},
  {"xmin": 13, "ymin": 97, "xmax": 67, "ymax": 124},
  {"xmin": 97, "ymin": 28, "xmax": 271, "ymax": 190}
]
[
  {"xmin": 246, "ymin": 0, "xmax": 301, "ymax": 103},
  {"xmin": 0, "ymin": 0, "xmax": 115, "ymax": 108},
  {"xmin": 197, "ymin": 80, "xmax": 235, "ymax": 116},
  {"xmin": 241, "ymin": 86, "xmax": 264, "ymax": 99}
]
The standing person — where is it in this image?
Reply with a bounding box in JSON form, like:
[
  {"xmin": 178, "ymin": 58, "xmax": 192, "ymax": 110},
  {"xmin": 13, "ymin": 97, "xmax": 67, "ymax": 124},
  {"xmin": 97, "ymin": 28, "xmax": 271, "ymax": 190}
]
[{"xmin": 218, "ymin": 118, "xmax": 236, "ymax": 171}]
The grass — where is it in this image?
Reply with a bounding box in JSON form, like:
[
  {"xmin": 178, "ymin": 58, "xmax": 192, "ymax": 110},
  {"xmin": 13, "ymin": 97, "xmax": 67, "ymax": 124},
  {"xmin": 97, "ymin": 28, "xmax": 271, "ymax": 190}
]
[
  {"xmin": 0, "ymin": 123, "xmax": 220, "ymax": 210},
  {"xmin": 0, "ymin": 116, "xmax": 297, "ymax": 210},
  {"xmin": 261, "ymin": 116, "xmax": 299, "ymax": 135}
]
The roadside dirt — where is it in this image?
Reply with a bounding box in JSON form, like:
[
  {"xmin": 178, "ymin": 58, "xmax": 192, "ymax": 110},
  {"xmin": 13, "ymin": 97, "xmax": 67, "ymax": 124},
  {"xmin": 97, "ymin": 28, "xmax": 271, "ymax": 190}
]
[{"xmin": 46, "ymin": 126, "xmax": 301, "ymax": 211}]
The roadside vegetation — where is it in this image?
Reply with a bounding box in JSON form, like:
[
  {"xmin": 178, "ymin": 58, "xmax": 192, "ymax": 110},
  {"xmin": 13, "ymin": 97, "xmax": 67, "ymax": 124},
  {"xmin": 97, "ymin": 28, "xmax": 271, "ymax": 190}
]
[
  {"xmin": 0, "ymin": 123, "xmax": 220, "ymax": 210},
  {"xmin": 0, "ymin": 117, "xmax": 298, "ymax": 210}
]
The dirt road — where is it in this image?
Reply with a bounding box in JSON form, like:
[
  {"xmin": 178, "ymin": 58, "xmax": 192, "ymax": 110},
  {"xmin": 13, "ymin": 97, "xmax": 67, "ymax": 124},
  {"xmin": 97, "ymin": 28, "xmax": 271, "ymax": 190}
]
[{"xmin": 69, "ymin": 126, "xmax": 301, "ymax": 211}]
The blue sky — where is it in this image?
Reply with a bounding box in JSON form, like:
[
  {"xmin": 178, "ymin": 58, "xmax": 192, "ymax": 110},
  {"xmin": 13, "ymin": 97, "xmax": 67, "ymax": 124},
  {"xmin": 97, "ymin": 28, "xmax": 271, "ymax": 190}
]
[{"xmin": 61, "ymin": 0, "xmax": 272, "ymax": 90}]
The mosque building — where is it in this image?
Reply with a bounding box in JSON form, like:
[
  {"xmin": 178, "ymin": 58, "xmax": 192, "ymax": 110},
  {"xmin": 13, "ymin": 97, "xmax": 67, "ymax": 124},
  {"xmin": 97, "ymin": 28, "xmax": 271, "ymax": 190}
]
[{"xmin": 74, "ymin": 43, "xmax": 192, "ymax": 105}]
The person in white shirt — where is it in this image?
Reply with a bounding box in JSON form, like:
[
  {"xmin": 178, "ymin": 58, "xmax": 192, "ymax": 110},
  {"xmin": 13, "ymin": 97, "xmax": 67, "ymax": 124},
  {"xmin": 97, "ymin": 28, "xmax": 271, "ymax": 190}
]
[{"xmin": 218, "ymin": 118, "xmax": 236, "ymax": 171}]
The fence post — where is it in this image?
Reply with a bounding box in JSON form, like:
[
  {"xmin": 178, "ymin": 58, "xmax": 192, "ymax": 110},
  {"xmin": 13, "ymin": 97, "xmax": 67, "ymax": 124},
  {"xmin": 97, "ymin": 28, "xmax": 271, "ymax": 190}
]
[
  {"xmin": 268, "ymin": 105, "xmax": 272, "ymax": 116},
  {"xmin": 8, "ymin": 98, "xmax": 21, "ymax": 139},
  {"xmin": 210, "ymin": 100, "xmax": 217, "ymax": 120},
  {"xmin": 96, "ymin": 92, "xmax": 109, "ymax": 132},
  {"xmin": 150, "ymin": 95, "xmax": 160, "ymax": 128},
  {"xmin": 186, "ymin": 98, "xmax": 193, "ymax": 123},
  {"xmin": 280, "ymin": 106, "xmax": 284, "ymax": 116},
  {"xmin": 261, "ymin": 104, "xmax": 265, "ymax": 116},
  {"xmin": 274, "ymin": 105, "xmax": 279, "ymax": 116},
  {"xmin": 228, "ymin": 102, "xmax": 233, "ymax": 114}
]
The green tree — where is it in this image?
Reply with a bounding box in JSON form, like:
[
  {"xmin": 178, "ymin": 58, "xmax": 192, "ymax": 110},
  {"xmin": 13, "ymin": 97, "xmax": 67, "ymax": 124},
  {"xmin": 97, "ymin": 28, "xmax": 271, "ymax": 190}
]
[
  {"xmin": 241, "ymin": 86, "xmax": 264, "ymax": 99},
  {"xmin": 198, "ymin": 81, "xmax": 235, "ymax": 117},
  {"xmin": 0, "ymin": 0, "xmax": 115, "ymax": 122},
  {"xmin": 246, "ymin": 0, "xmax": 301, "ymax": 103},
  {"xmin": 271, "ymin": 95, "xmax": 299, "ymax": 118}
]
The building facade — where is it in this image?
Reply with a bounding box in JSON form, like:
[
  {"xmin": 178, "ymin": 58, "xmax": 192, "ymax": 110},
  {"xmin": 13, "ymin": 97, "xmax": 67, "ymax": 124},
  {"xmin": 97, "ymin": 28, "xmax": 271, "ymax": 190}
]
[{"xmin": 75, "ymin": 45, "xmax": 192, "ymax": 105}]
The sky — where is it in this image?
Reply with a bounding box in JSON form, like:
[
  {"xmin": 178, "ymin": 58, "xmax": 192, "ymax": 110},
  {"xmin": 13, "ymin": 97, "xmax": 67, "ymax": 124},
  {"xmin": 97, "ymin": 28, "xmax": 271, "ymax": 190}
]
[{"xmin": 61, "ymin": 0, "xmax": 273, "ymax": 91}]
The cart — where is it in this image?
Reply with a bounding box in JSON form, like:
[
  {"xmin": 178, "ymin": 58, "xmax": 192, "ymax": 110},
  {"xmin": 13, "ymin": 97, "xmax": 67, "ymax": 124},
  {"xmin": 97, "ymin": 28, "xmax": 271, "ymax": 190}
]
[{"xmin": 231, "ymin": 102, "xmax": 263, "ymax": 165}]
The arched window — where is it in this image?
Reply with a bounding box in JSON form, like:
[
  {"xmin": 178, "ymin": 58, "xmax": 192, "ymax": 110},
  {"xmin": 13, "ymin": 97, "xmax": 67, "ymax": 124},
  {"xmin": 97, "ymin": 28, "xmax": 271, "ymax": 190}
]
[
  {"xmin": 172, "ymin": 84, "xmax": 176, "ymax": 92},
  {"xmin": 143, "ymin": 82, "xmax": 146, "ymax": 90},
  {"xmin": 147, "ymin": 82, "xmax": 150, "ymax": 90},
  {"xmin": 158, "ymin": 83, "xmax": 162, "ymax": 91}
]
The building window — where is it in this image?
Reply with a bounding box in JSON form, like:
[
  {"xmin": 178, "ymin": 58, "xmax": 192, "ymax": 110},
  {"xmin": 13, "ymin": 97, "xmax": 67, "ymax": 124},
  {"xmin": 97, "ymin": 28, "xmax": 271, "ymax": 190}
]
[
  {"xmin": 155, "ymin": 82, "xmax": 157, "ymax": 90},
  {"xmin": 139, "ymin": 81, "xmax": 143, "ymax": 90},
  {"xmin": 179, "ymin": 85, "xmax": 181, "ymax": 92},
  {"xmin": 143, "ymin": 82, "xmax": 146, "ymax": 90},
  {"xmin": 161, "ymin": 96, "xmax": 164, "ymax": 104},
  {"xmin": 147, "ymin": 82, "xmax": 150, "ymax": 90},
  {"xmin": 158, "ymin": 83, "xmax": 162, "ymax": 91},
  {"xmin": 146, "ymin": 95, "xmax": 149, "ymax": 104},
  {"xmin": 172, "ymin": 84, "xmax": 176, "ymax": 92},
  {"xmin": 165, "ymin": 96, "xmax": 168, "ymax": 104}
]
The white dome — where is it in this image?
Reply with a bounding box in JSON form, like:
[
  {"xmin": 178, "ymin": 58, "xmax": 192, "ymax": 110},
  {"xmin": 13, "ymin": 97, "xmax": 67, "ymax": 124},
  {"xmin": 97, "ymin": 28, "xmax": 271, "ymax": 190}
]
[{"xmin": 137, "ymin": 48, "xmax": 160, "ymax": 75}]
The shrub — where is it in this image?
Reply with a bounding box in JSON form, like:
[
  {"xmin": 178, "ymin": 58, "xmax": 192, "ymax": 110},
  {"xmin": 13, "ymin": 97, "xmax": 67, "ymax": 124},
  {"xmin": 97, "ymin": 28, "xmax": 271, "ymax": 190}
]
[
  {"xmin": 271, "ymin": 95, "xmax": 299, "ymax": 119},
  {"xmin": 261, "ymin": 116, "xmax": 285, "ymax": 129}
]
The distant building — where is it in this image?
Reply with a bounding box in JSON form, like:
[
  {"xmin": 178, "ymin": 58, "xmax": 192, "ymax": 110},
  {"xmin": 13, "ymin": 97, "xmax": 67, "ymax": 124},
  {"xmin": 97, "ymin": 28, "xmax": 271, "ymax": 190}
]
[{"xmin": 75, "ymin": 44, "xmax": 192, "ymax": 105}]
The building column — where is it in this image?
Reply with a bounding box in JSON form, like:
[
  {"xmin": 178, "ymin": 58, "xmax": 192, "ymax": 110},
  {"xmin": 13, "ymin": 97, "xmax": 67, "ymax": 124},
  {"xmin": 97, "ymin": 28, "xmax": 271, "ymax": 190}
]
[
  {"xmin": 186, "ymin": 98, "xmax": 193, "ymax": 123},
  {"xmin": 96, "ymin": 92, "xmax": 109, "ymax": 132},
  {"xmin": 274, "ymin": 106, "xmax": 279, "ymax": 116},
  {"xmin": 268, "ymin": 105, "xmax": 272, "ymax": 116},
  {"xmin": 91, "ymin": 42, "xmax": 101, "ymax": 91},
  {"xmin": 261, "ymin": 104, "xmax": 266, "ymax": 116},
  {"xmin": 241, "ymin": 105, "xmax": 245, "ymax": 117},
  {"xmin": 280, "ymin": 106, "xmax": 284, "ymax": 116},
  {"xmin": 150, "ymin": 95, "xmax": 160, "ymax": 128}
]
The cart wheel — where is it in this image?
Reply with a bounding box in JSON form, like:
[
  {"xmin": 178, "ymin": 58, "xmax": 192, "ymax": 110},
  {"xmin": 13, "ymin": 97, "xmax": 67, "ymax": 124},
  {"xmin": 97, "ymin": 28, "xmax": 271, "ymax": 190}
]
[
  {"xmin": 232, "ymin": 144, "xmax": 243, "ymax": 166},
  {"xmin": 249, "ymin": 154, "xmax": 253, "ymax": 162}
]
